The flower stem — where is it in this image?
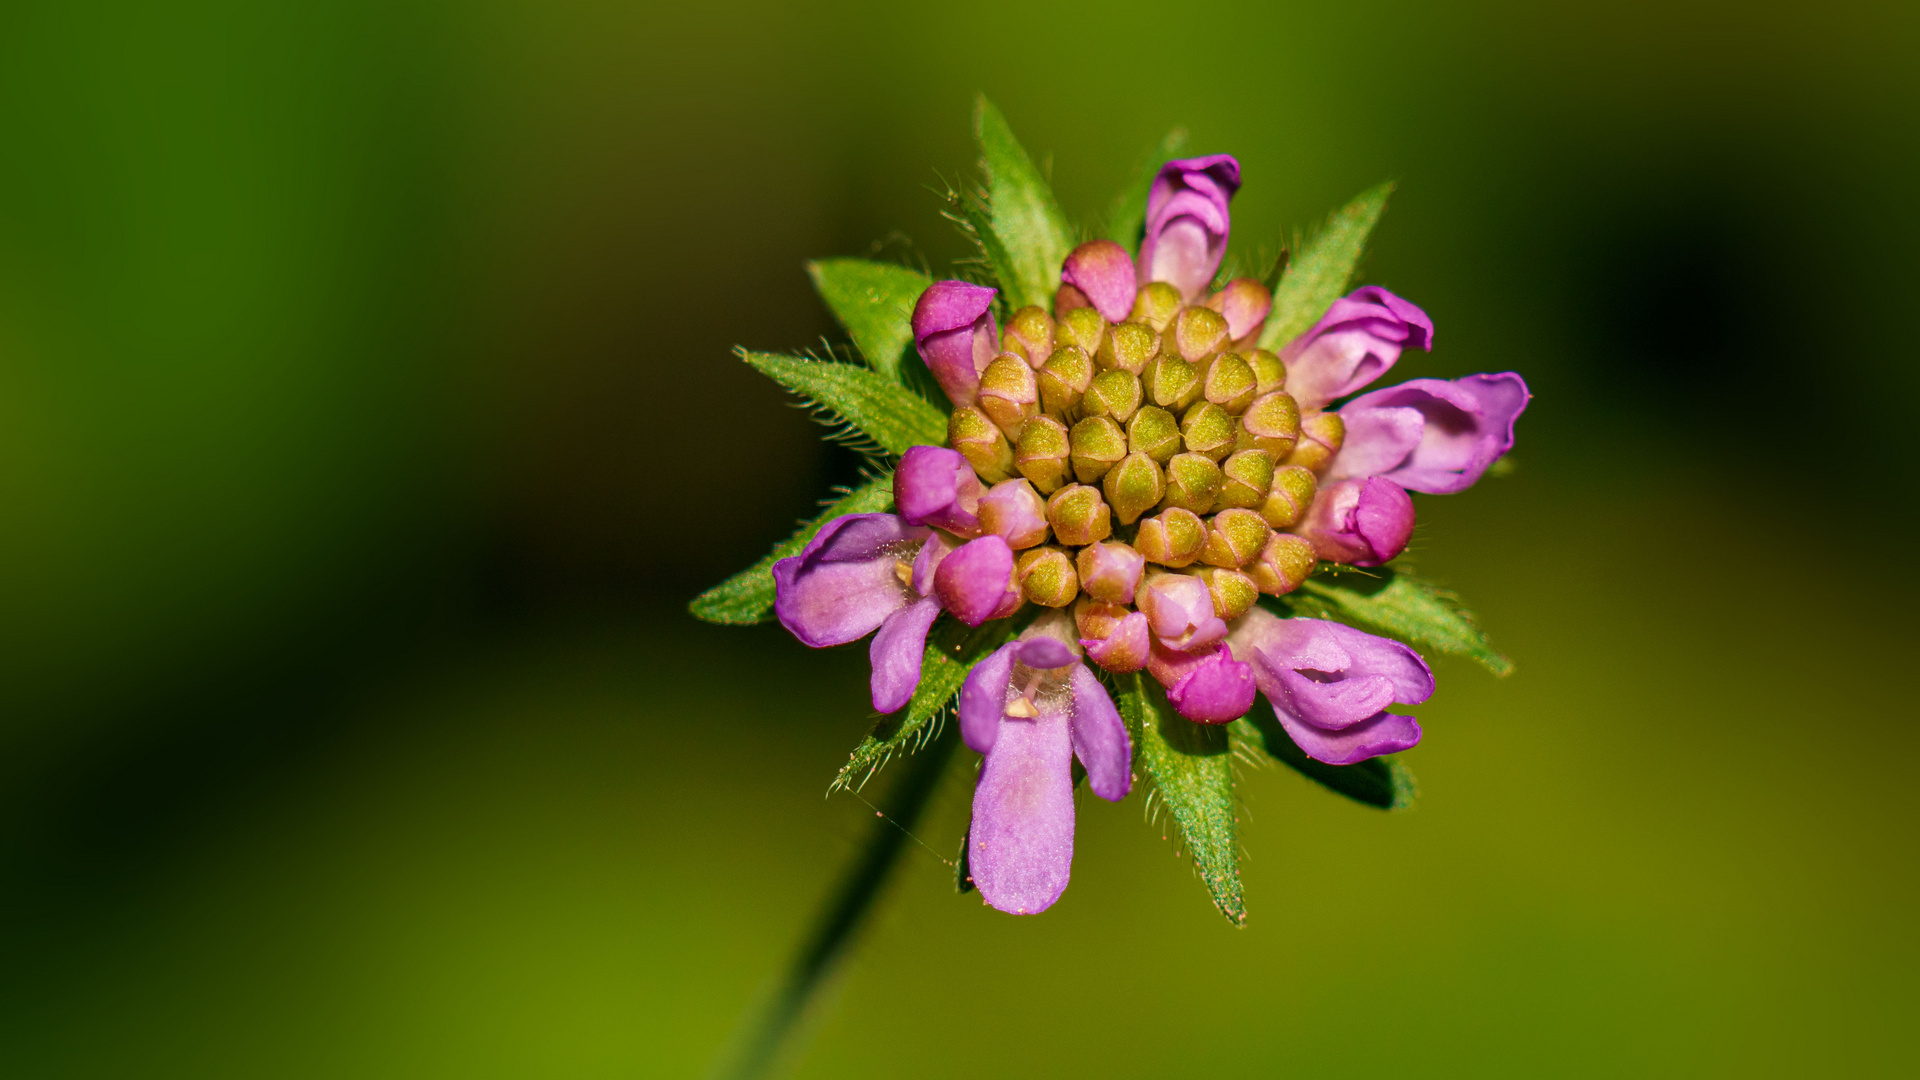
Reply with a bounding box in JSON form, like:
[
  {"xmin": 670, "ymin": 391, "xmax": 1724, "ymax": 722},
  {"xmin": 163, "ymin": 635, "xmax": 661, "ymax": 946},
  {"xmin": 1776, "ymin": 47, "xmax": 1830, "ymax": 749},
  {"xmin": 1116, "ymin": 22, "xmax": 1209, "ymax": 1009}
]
[{"xmin": 715, "ymin": 722, "xmax": 960, "ymax": 1079}]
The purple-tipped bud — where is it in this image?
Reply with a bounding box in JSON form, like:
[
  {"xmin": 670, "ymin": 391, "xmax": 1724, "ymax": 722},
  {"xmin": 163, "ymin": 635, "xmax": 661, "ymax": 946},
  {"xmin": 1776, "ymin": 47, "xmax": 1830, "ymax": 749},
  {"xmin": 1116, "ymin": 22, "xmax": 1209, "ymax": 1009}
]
[
  {"xmin": 1068, "ymin": 415, "xmax": 1127, "ymax": 484},
  {"xmin": 1285, "ymin": 410, "xmax": 1346, "ymax": 473},
  {"xmin": 1246, "ymin": 532, "xmax": 1316, "ymax": 596},
  {"xmin": 1001, "ymin": 305, "xmax": 1055, "ymax": 369},
  {"xmin": 1203, "ymin": 352, "xmax": 1258, "ymax": 415},
  {"xmin": 1238, "ymin": 391, "xmax": 1302, "ymax": 459},
  {"xmin": 1164, "ymin": 306, "xmax": 1230, "ymax": 364},
  {"xmin": 1127, "ymin": 406, "xmax": 1182, "ymax": 463},
  {"xmin": 1045, "ymin": 484, "xmax": 1113, "ymax": 547},
  {"xmin": 1180, "ymin": 401, "xmax": 1236, "ymax": 462},
  {"xmin": 1015, "ymin": 546, "xmax": 1078, "ymax": 607},
  {"xmin": 1142, "ymin": 354, "xmax": 1201, "ymax": 412},
  {"xmin": 1102, "ymin": 451, "xmax": 1164, "ymax": 526},
  {"xmin": 1161, "ymin": 452, "xmax": 1223, "ymax": 515},
  {"xmin": 1295, "ymin": 477, "xmax": 1414, "ymax": 566},
  {"xmin": 978, "ymin": 354, "xmax": 1040, "ymax": 438},
  {"xmin": 1036, "ymin": 345, "xmax": 1094, "ymax": 415},
  {"xmin": 948, "ymin": 406, "xmax": 1013, "ymax": 484},
  {"xmin": 912, "ymin": 280, "xmax": 999, "ymax": 406},
  {"xmin": 1280, "ymin": 286, "xmax": 1434, "ymax": 411},
  {"xmin": 1245, "ymin": 349, "xmax": 1286, "ymax": 396},
  {"xmin": 1014, "ymin": 415, "xmax": 1071, "ymax": 495},
  {"xmin": 1200, "ymin": 507, "xmax": 1271, "ymax": 568},
  {"xmin": 1138, "ymin": 154, "xmax": 1242, "ymax": 301},
  {"xmin": 1080, "ymin": 369, "xmax": 1143, "ymax": 425},
  {"xmin": 979, "ymin": 479, "xmax": 1050, "ymax": 549},
  {"xmin": 895, "ymin": 445, "xmax": 983, "ymax": 536},
  {"xmin": 1217, "ymin": 449, "xmax": 1274, "ymax": 510},
  {"xmin": 1076, "ymin": 541, "xmax": 1145, "ymax": 605},
  {"xmin": 1193, "ymin": 566, "xmax": 1258, "ymax": 620},
  {"xmin": 1076, "ymin": 598, "xmax": 1151, "ymax": 673},
  {"xmin": 1325, "ymin": 373, "xmax": 1531, "ymax": 494},
  {"xmin": 1097, "ymin": 322, "xmax": 1159, "ymax": 375},
  {"xmin": 934, "ymin": 534, "xmax": 1021, "ymax": 626},
  {"xmin": 1130, "ymin": 281, "xmax": 1184, "ymax": 332},
  {"xmin": 1147, "ymin": 641, "xmax": 1257, "ymax": 724},
  {"xmin": 1258, "ymin": 464, "xmax": 1318, "ymax": 528},
  {"xmin": 1137, "ymin": 571, "xmax": 1228, "ymax": 652},
  {"xmin": 1054, "ymin": 306, "xmax": 1107, "ymax": 356},
  {"xmin": 1060, "ymin": 239, "xmax": 1139, "ymax": 324},
  {"xmin": 1206, "ymin": 278, "xmax": 1273, "ymax": 345},
  {"xmin": 1134, "ymin": 508, "xmax": 1206, "ymax": 567}
]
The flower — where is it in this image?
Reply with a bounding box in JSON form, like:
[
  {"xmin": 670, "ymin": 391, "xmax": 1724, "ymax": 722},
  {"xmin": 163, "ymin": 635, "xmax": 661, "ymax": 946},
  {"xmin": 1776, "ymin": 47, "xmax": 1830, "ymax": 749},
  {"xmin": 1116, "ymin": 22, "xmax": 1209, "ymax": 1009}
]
[
  {"xmin": 961, "ymin": 613, "xmax": 1132, "ymax": 914},
  {"xmin": 912, "ymin": 280, "xmax": 999, "ymax": 406},
  {"xmin": 1324, "ymin": 373, "xmax": 1531, "ymax": 494},
  {"xmin": 772, "ymin": 514, "xmax": 945, "ymax": 714},
  {"xmin": 1137, "ymin": 155, "xmax": 1241, "ymax": 301},
  {"xmin": 1281, "ymin": 286, "xmax": 1433, "ymax": 411},
  {"xmin": 1228, "ymin": 608, "xmax": 1434, "ymax": 764},
  {"xmin": 1292, "ymin": 476, "xmax": 1415, "ymax": 566}
]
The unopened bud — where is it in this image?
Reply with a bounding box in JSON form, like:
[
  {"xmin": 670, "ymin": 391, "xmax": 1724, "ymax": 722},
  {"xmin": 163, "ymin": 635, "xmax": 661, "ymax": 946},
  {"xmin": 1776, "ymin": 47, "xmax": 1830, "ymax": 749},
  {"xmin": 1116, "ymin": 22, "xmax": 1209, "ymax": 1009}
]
[
  {"xmin": 1016, "ymin": 546, "xmax": 1079, "ymax": 607},
  {"xmin": 1080, "ymin": 369, "xmax": 1143, "ymax": 424},
  {"xmin": 1246, "ymin": 532, "xmax": 1316, "ymax": 595},
  {"xmin": 1134, "ymin": 508, "xmax": 1205, "ymax": 567},
  {"xmin": 1245, "ymin": 348, "xmax": 1287, "ymax": 397},
  {"xmin": 1161, "ymin": 452, "xmax": 1223, "ymax": 514},
  {"xmin": 1068, "ymin": 415, "xmax": 1127, "ymax": 483},
  {"xmin": 1014, "ymin": 415, "xmax": 1070, "ymax": 495},
  {"xmin": 978, "ymin": 354, "xmax": 1039, "ymax": 438},
  {"xmin": 1204, "ymin": 278, "xmax": 1273, "ymax": 346},
  {"xmin": 1285, "ymin": 410, "xmax": 1346, "ymax": 473},
  {"xmin": 1164, "ymin": 306, "xmax": 1230, "ymax": 364},
  {"xmin": 1130, "ymin": 281, "xmax": 1183, "ymax": 333},
  {"xmin": 1199, "ymin": 507, "xmax": 1272, "ymax": 568},
  {"xmin": 1037, "ymin": 344, "xmax": 1093, "ymax": 415},
  {"xmin": 1045, "ymin": 483, "xmax": 1113, "ymax": 547},
  {"xmin": 1203, "ymin": 352, "xmax": 1257, "ymax": 414},
  {"xmin": 948, "ymin": 405, "xmax": 1013, "ymax": 483},
  {"xmin": 1216, "ymin": 449, "xmax": 1274, "ymax": 509},
  {"xmin": 1076, "ymin": 541, "xmax": 1145, "ymax": 605},
  {"xmin": 1075, "ymin": 597, "xmax": 1150, "ymax": 673},
  {"xmin": 1180, "ymin": 401, "xmax": 1236, "ymax": 462},
  {"xmin": 1238, "ymin": 390, "xmax": 1302, "ymax": 458},
  {"xmin": 1001, "ymin": 305, "xmax": 1055, "ymax": 369},
  {"xmin": 1097, "ymin": 322, "xmax": 1159, "ymax": 375},
  {"xmin": 1193, "ymin": 566, "xmax": 1259, "ymax": 620},
  {"xmin": 1127, "ymin": 405, "xmax": 1182, "ymax": 463},
  {"xmin": 1054, "ymin": 306, "xmax": 1107, "ymax": 356},
  {"xmin": 978, "ymin": 478, "xmax": 1050, "ymax": 549},
  {"xmin": 1142, "ymin": 354, "xmax": 1200, "ymax": 412},
  {"xmin": 1102, "ymin": 451, "xmax": 1164, "ymax": 525},
  {"xmin": 1258, "ymin": 465, "xmax": 1318, "ymax": 527}
]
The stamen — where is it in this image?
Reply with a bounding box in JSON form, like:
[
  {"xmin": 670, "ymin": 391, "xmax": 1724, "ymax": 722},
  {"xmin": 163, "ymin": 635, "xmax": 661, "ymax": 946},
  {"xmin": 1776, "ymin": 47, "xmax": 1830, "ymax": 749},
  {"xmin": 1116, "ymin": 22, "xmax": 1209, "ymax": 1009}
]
[
  {"xmin": 1005, "ymin": 695, "xmax": 1040, "ymax": 718},
  {"xmin": 894, "ymin": 559, "xmax": 914, "ymax": 586}
]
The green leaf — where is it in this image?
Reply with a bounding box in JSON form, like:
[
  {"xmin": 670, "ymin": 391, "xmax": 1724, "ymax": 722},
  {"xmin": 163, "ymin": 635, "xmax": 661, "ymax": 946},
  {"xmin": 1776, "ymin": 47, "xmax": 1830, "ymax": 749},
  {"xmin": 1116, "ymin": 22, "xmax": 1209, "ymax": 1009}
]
[
  {"xmin": 1104, "ymin": 127, "xmax": 1188, "ymax": 246},
  {"xmin": 687, "ymin": 473, "xmax": 894, "ymax": 626},
  {"xmin": 1230, "ymin": 712, "xmax": 1416, "ymax": 810},
  {"xmin": 832, "ymin": 614, "xmax": 1031, "ymax": 793},
  {"xmin": 1116, "ymin": 674, "xmax": 1244, "ymax": 926},
  {"xmin": 1282, "ymin": 567, "xmax": 1513, "ymax": 677},
  {"xmin": 739, "ymin": 350, "xmax": 948, "ymax": 456},
  {"xmin": 1259, "ymin": 182, "xmax": 1394, "ymax": 352},
  {"xmin": 973, "ymin": 95, "xmax": 1076, "ymax": 312},
  {"xmin": 806, "ymin": 258, "xmax": 931, "ymax": 382}
]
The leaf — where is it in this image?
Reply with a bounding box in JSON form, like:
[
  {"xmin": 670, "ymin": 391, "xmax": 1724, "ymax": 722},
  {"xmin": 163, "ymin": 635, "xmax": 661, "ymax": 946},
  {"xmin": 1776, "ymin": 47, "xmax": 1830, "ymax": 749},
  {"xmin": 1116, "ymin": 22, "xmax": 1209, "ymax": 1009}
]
[
  {"xmin": 1258, "ymin": 182, "xmax": 1394, "ymax": 352},
  {"xmin": 687, "ymin": 473, "xmax": 894, "ymax": 626},
  {"xmin": 806, "ymin": 258, "xmax": 931, "ymax": 382},
  {"xmin": 973, "ymin": 95, "xmax": 1076, "ymax": 312},
  {"xmin": 1230, "ymin": 712, "xmax": 1416, "ymax": 810},
  {"xmin": 1282, "ymin": 567, "xmax": 1514, "ymax": 677},
  {"xmin": 1116, "ymin": 674, "xmax": 1244, "ymax": 926},
  {"xmin": 831, "ymin": 613, "xmax": 1032, "ymax": 793},
  {"xmin": 739, "ymin": 350, "xmax": 948, "ymax": 456},
  {"xmin": 1104, "ymin": 127, "xmax": 1189, "ymax": 246}
]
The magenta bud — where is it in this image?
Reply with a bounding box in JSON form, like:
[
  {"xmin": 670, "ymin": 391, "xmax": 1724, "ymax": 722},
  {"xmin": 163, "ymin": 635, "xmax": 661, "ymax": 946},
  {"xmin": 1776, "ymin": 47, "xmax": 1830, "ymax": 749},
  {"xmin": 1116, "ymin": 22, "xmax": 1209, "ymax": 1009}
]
[
  {"xmin": 978, "ymin": 479, "xmax": 1050, "ymax": 549},
  {"xmin": 1061, "ymin": 239, "xmax": 1140, "ymax": 324},
  {"xmin": 934, "ymin": 534, "xmax": 1021, "ymax": 626},
  {"xmin": 1137, "ymin": 154, "xmax": 1242, "ymax": 301},
  {"xmin": 911, "ymin": 280, "xmax": 999, "ymax": 407},
  {"xmin": 1206, "ymin": 278, "xmax": 1274, "ymax": 345},
  {"xmin": 1137, "ymin": 571, "xmax": 1227, "ymax": 652},
  {"xmin": 1076, "ymin": 541, "xmax": 1146, "ymax": 605},
  {"xmin": 894, "ymin": 445, "xmax": 983, "ymax": 537},
  {"xmin": 1076, "ymin": 598, "xmax": 1151, "ymax": 673},
  {"xmin": 1146, "ymin": 641, "xmax": 1256, "ymax": 724},
  {"xmin": 1294, "ymin": 477, "xmax": 1414, "ymax": 566}
]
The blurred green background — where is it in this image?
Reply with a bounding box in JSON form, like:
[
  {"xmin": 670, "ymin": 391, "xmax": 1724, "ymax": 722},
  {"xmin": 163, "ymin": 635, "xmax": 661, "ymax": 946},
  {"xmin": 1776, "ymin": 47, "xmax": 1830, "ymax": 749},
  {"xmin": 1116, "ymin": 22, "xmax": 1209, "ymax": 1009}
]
[{"xmin": 2, "ymin": 0, "xmax": 1916, "ymax": 1075}]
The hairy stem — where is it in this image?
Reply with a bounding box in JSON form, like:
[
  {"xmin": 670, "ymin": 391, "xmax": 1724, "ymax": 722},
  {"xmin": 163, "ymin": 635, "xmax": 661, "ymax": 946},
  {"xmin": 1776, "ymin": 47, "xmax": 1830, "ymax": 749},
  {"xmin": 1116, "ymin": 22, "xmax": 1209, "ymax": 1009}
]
[{"xmin": 715, "ymin": 721, "xmax": 960, "ymax": 1079}]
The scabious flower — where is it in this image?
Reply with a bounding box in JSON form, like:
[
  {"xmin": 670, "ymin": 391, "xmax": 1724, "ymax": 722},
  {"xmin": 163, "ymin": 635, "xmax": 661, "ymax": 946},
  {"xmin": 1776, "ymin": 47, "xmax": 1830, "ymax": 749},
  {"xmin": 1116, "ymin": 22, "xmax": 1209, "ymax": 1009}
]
[
  {"xmin": 1228, "ymin": 607, "xmax": 1433, "ymax": 764},
  {"xmin": 1325, "ymin": 373, "xmax": 1531, "ymax": 493}
]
